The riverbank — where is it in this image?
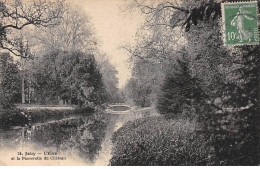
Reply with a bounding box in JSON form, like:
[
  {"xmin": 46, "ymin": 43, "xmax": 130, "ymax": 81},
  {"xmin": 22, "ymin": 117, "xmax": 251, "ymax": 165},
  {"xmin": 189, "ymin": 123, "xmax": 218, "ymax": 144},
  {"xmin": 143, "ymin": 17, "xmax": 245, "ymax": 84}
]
[
  {"xmin": 16, "ymin": 104, "xmax": 77, "ymax": 110},
  {"xmin": 0, "ymin": 108, "xmax": 94, "ymax": 127}
]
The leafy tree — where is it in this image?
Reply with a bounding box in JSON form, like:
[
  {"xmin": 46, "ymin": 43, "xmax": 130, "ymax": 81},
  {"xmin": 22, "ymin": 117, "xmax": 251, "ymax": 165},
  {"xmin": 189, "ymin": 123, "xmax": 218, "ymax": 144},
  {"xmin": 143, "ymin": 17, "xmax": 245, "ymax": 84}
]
[
  {"xmin": 156, "ymin": 56, "xmax": 205, "ymax": 116},
  {"xmin": 28, "ymin": 50, "xmax": 107, "ymax": 109},
  {"xmin": 98, "ymin": 58, "xmax": 121, "ymax": 103},
  {"xmin": 57, "ymin": 51, "xmax": 107, "ymax": 109},
  {"xmin": 203, "ymin": 46, "xmax": 260, "ymax": 165},
  {"xmin": 124, "ymin": 0, "xmax": 260, "ymax": 165},
  {"xmin": 181, "ymin": 1, "xmax": 259, "ymax": 165},
  {"xmin": 124, "ymin": 59, "xmax": 165, "ymax": 107},
  {"xmin": 125, "ymin": 78, "xmax": 151, "ymax": 107},
  {"xmin": 28, "ymin": 50, "xmax": 63, "ymax": 104},
  {"xmin": 0, "ymin": 53, "xmax": 21, "ymax": 109}
]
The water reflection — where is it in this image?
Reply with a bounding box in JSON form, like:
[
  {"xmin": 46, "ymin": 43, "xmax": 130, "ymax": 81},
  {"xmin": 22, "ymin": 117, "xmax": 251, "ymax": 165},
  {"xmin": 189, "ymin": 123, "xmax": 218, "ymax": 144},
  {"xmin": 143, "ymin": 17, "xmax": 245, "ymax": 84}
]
[
  {"xmin": 0, "ymin": 107, "xmax": 148, "ymax": 166},
  {"xmin": 0, "ymin": 112, "xmax": 110, "ymax": 165}
]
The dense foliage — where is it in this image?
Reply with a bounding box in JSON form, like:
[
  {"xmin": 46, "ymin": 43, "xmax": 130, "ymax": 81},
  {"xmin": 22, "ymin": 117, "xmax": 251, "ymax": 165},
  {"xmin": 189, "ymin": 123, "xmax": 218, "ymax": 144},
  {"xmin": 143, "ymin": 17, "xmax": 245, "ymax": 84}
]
[
  {"xmin": 110, "ymin": 116, "xmax": 212, "ymax": 166},
  {"xmin": 156, "ymin": 57, "xmax": 205, "ymax": 115},
  {"xmin": 98, "ymin": 58, "xmax": 122, "ymax": 103},
  {"xmin": 122, "ymin": 0, "xmax": 259, "ymax": 165},
  {"xmin": 28, "ymin": 50, "xmax": 107, "ymax": 109},
  {"xmin": 0, "ymin": 53, "xmax": 21, "ymax": 109}
]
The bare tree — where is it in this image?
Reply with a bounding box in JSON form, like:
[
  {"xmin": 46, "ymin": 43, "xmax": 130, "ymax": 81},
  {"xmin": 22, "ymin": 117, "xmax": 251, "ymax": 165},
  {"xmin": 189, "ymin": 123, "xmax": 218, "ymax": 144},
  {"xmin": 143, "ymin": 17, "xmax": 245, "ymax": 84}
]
[
  {"xmin": 27, "ymin": 4, "xmax": 97, "ymax": 55},
  {"xmin": 0, "ymin": 0, "xmax": 64, "ymax": 58}
]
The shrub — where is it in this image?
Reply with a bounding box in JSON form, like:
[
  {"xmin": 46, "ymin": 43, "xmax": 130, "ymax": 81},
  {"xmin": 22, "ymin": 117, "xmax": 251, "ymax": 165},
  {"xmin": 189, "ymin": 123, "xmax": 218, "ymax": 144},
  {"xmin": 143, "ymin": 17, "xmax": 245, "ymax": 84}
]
[
  {"xmin": 0, "ymin": 98, "xmax": 16, "ymax": 110},
  {"xmin": 110, "ymin": 116, "xmax": 212, "ymax": 166},
  {"xmin": 200, "ymin": 107, "xmax": 258, "ymax": 165}
]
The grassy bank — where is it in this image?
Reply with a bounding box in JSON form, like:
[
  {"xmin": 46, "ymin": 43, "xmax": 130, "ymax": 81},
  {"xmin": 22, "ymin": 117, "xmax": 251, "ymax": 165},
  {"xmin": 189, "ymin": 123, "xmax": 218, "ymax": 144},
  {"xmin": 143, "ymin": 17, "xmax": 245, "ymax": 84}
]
[
  {"xmin": 110, "ymin": 115, "xmax": 212, "ymax": 166},
  {"xmin": 110, "ymin": 106, "xmax": 258, "ymax": 166}
]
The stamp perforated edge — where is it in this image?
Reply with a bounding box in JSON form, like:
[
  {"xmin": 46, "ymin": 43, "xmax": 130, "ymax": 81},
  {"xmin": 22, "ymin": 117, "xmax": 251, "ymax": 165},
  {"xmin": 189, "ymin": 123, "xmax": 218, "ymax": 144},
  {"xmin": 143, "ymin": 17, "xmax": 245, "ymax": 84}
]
[{"xmin": 221, "ymin": 1, "xmax": 259, "ymax": 46}]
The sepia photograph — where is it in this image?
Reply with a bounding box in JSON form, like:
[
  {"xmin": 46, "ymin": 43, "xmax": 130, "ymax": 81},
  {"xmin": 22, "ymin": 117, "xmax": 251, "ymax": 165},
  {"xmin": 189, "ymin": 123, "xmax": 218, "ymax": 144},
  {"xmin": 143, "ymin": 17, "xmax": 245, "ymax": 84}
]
[{"xmin": 0, "ymin": 0, "xmax": 259, "ymax": 166}]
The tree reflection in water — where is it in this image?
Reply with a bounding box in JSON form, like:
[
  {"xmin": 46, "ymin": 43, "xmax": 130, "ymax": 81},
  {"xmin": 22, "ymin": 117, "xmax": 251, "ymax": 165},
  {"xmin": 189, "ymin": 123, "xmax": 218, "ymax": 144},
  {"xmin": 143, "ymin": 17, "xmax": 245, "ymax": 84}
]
[{"xmin": 2, "ymin": 112, "xmax": 112, "ymax": 163}]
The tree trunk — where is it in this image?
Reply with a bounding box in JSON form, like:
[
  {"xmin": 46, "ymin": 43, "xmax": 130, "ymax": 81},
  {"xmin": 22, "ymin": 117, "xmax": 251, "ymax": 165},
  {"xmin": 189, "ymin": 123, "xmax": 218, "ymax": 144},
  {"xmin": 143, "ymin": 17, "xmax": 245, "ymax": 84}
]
[
  {"xmin": 22, "ymin": 78, "xmax": 25, "ymax": 104},
  {"xmin": 28, "ymin": 81, "xmax": 31, "ymax": 104}
]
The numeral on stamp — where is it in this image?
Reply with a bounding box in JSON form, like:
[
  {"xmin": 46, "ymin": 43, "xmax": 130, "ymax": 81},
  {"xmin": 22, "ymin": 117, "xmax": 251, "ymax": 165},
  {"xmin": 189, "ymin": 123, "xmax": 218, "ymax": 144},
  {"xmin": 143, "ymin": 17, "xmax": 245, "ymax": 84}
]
[{"xmin": 221, "ymin": 1, "xmax": 259, "ymax": 46}]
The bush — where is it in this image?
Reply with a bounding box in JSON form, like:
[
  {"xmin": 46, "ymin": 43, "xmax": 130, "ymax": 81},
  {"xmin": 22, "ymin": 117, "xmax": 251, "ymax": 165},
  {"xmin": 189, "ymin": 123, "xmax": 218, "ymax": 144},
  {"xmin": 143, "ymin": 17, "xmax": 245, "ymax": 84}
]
[
  {"xmin": 0, "ymin": 98, "xmax": 16, "ymax": 110},
  {"xmin": 110, "ymin": 116, "xmax": 212, "ymax": 166},
  {"xmin": 200, "ymin": 107, "xmax": 258, "ymax": 165}
]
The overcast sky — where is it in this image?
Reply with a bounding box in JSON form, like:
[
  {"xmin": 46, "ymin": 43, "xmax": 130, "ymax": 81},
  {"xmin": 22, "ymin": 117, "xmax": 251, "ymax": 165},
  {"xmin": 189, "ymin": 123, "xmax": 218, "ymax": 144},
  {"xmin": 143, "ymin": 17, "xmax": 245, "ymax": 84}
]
[{"xmin": 74, "ymin": 0, "xmax": 144, "ymax": 88}]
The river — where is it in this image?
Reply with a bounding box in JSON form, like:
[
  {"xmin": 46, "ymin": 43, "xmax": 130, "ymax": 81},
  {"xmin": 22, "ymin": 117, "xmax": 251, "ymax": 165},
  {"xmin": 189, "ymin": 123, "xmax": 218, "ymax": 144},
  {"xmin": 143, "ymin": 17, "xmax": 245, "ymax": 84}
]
[{"xmin": 0, "ymin": 105, "xmax": 144, "ymax": 166}]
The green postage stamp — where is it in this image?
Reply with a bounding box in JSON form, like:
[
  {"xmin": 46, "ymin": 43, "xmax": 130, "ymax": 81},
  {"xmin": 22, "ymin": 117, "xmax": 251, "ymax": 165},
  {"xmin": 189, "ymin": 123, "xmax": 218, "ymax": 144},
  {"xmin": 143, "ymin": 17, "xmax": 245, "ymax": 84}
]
[{"xmin": 221, "ymin": 1, "xmax": 259, "ymax": 46}]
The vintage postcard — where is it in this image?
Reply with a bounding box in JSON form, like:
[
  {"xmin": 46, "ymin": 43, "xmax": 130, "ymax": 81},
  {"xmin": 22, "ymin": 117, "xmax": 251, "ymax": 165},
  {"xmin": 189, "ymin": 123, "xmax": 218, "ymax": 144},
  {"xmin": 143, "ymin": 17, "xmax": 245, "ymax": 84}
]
[{"xmin": 0, "ymin": 0, "xmax": 259, "ymax": 166}]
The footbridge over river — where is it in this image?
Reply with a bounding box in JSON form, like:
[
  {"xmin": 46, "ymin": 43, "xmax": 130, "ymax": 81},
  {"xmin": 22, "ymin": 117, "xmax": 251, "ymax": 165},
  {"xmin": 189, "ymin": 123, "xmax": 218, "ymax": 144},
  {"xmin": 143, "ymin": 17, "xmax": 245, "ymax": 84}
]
[{"xmin": 106, "ymin": 103, "xmax": 132, "ymax": 114}]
